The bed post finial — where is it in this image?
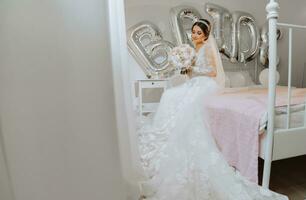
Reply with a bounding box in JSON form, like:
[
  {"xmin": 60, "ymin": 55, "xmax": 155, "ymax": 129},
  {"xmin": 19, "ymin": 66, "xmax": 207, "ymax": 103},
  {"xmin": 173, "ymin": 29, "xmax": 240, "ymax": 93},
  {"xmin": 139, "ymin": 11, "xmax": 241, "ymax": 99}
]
[
  {"xmin": 266, "ymin": 1, "xmax": 279, "ymax": 20},
  {"xmin": 262, "ymin": 0, "xmax": 280, "ymax": 189}
]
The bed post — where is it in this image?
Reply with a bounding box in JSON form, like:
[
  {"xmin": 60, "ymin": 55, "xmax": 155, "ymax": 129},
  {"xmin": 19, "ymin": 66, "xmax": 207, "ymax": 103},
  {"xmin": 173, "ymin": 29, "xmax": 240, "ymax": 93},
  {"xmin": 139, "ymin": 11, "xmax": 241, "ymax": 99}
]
[{"xmin": 262, "ymin": 0, "xmax": 280, "ymax": 188}]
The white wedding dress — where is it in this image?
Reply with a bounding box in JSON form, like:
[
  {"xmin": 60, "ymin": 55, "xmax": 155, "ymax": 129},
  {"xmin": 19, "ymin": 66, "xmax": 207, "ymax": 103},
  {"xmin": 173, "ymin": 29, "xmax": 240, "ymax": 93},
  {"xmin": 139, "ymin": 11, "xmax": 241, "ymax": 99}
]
[{"xmin": 138, "ymin": 37, "xmax": 288, "ymax": 200}]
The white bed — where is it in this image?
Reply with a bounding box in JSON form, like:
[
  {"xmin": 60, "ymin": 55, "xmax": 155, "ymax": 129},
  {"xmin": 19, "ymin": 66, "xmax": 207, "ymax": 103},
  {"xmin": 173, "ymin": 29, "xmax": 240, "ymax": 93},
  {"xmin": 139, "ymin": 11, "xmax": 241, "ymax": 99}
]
[
  {"xmin": 259, "ymin": 104, "xmax": 305, "ymax": 131},
  {"xmin": 201, "ymin": 83, "xmax": 306, "ymax": 184},
  {"xmin": 220, "ymin": 11, "xmax": 306, "ymax": 186},
  {"xmin": 260, "ymin": 2, "xmax": 306, "ymax": 188}
]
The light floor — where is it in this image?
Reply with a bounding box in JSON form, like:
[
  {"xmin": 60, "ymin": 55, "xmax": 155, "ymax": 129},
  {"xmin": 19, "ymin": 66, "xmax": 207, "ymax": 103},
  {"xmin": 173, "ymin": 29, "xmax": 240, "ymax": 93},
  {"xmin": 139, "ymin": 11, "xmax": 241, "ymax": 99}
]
[{"xmin": 259, "ymin": 156, "xmax": 306, "ymax": 200}]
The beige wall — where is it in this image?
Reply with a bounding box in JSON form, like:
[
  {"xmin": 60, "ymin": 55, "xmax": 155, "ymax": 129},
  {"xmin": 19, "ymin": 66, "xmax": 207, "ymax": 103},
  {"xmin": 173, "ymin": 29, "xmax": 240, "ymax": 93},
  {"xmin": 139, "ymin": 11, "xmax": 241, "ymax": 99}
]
[
  {"xmin": 0, "ymin": 0, "xmax": 125, "ymax": 200},
  {"xmin": 0, "ymin": 132, "xmax": 14, "ymax": 200},
  {"xmin": 125, "ymin": 0, "xmax": 306, "ymax": 87}
]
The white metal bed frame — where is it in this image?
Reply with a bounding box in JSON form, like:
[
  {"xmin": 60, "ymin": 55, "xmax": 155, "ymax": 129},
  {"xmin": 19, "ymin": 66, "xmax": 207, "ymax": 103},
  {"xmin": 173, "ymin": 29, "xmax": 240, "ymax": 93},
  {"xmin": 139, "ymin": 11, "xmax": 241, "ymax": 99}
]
[{"xmin": 261, "ymin": 0, "xmax": 306, "ymax": 188}]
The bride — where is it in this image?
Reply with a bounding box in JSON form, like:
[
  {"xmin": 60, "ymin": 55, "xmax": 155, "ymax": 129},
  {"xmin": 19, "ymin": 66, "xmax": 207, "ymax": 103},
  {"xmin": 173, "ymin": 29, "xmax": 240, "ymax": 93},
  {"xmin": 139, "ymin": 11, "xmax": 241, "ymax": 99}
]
[{"xmin": 138, "ymin": 19, "xmax": 288, "ymax": 200}]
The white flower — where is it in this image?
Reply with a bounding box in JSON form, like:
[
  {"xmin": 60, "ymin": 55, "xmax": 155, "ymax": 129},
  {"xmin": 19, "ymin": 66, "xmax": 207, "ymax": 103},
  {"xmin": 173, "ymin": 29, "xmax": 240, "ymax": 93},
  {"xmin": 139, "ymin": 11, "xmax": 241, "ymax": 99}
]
[{"xmin": 169, "ymin": 44, "xmax": 196, "ymax": 71}]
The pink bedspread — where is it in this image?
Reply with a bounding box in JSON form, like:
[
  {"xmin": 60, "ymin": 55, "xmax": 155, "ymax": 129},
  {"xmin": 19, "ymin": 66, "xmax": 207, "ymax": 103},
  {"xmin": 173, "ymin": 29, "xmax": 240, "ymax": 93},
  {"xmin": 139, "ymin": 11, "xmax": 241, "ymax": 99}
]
[{"xmin": 205, "ymin": 86, "xmax": 306, "ymax": 183}]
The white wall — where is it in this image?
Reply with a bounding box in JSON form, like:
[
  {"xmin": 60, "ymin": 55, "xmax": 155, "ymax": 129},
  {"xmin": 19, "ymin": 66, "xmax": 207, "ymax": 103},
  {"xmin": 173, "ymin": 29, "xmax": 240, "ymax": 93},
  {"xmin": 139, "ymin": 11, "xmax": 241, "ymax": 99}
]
[
  {"xmin": 0, "ymin": 0, "xmax": 126, "ymax": 200},
  {"xmin": 0, "ymin": 131, "xmax": 14, "ymax": 200},
  {"xmin": 125, "ymin": 0, "xmax": 306, "ymax": 87}
]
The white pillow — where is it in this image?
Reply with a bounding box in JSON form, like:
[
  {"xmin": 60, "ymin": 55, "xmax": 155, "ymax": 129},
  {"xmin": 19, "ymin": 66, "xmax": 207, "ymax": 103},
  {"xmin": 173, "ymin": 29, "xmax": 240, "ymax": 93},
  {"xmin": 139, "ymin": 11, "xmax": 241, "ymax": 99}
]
[
  {"xmin": 225, "ymin": 75, "xmax": 231, "ymax": 88},
  {"xmin": 259, "ymin": 69, "xmax": 280, "ymax": 87},
  {"xmin": 241, "ymin": 71, "xmax": 256, "ymax": 86},
  {"xmin": 225, "ymin": 71, "xmax": 255, "ymax": 88}
]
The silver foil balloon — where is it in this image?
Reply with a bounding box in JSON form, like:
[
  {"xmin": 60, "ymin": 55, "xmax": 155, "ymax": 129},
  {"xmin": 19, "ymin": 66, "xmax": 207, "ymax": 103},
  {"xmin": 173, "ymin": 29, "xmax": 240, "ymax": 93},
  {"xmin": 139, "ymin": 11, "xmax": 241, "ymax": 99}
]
[
  {"xmin": 205, "ymin": 4, "xmax": 260, "ymax": 63},
  {"xmin": 205, "ymin": 3, "xmax": 232, "ymax": 57},
  {"xmin": 127, "ymin": 21, "xmax": 174, "ymax": 78},
  {"xmin": 231, "ymin": 11, "xmax": 260, "ymax": 63},
  {"xmin": 169, "ymin": 5, "xmax": 202, "ymax": 47},
  {"xmin": 259, "ymin": 22, "xmax": 282, "ymax": 67}
]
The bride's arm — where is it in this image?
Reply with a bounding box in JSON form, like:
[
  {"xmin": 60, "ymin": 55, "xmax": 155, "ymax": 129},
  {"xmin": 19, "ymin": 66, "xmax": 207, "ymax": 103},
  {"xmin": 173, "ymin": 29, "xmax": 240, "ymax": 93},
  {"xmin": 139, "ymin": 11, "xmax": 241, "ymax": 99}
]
[{"xmin": 191, "ymin": 49, "xmax": 217, "ymax": 77}]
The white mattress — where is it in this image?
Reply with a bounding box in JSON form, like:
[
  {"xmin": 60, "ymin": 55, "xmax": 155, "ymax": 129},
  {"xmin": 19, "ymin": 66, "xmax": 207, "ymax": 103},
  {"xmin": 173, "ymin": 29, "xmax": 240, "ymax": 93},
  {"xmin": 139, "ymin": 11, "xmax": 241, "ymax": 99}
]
[{"xmin": 259, "ymin": 104, "xmax": 305, "ymax": 132}]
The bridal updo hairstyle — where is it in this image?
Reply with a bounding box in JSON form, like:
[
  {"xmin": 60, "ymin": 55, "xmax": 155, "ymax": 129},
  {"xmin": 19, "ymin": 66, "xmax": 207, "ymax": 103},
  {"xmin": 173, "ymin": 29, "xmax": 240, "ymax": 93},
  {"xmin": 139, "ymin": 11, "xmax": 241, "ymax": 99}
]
[{"xmin": 192, "ymin": 19, "xmax": 211, "ymax": 41}]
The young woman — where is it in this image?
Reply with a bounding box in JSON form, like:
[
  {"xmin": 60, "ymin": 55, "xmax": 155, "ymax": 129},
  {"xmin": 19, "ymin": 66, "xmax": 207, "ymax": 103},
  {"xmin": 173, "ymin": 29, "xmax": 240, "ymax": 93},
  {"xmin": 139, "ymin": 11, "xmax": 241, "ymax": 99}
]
[{"xmin": 138, "ymin": 19, "xmax": 287, "ymax": 200}]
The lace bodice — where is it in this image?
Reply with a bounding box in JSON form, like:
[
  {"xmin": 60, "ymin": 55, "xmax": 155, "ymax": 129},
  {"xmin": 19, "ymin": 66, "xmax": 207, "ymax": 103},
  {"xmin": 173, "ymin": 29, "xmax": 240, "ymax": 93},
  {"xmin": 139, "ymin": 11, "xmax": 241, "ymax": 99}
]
[
  {"xmin": 192, "ymin": 44, "xmax": 216, "ymax": 76},
  {"xmin": 191, "ymin": 37, "xmax": 226, "ymax": 88}
]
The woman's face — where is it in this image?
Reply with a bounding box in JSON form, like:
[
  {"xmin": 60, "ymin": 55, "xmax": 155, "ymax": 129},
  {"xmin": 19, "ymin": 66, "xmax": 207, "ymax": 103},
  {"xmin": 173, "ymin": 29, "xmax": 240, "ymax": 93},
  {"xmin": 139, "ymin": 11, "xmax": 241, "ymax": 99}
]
[{"xmin": 191, "ymin": 25, "xmax": 206, "ymax": 45}]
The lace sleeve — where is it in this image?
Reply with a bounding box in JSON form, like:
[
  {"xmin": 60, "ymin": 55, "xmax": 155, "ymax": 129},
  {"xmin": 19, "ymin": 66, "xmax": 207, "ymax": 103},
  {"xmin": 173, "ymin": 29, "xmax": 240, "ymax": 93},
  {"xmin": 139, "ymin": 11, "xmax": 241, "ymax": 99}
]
[
  {"xmin": 192, "ymin": 45, "xmax": 216, "ymax": 76},
  {"xmin": 192, "ymin": 65, "xmax": 215, "ymax": 75}
]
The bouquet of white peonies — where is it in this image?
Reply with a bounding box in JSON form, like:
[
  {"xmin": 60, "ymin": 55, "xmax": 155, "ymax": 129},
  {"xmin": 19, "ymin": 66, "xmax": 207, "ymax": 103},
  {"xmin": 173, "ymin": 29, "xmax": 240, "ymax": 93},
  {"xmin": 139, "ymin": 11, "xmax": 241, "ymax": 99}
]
[{"xmin": 169, "ymin": 44, "xmax": 196, "ymax": 74}]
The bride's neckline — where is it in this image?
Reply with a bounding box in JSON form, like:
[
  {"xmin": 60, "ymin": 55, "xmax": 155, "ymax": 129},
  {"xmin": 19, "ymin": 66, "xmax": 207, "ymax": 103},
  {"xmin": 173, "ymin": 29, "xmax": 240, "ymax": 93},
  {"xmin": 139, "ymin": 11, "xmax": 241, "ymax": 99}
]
[{"xmin": 195, "ymin": 43, "xmax": 205, "ymax": 53}]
